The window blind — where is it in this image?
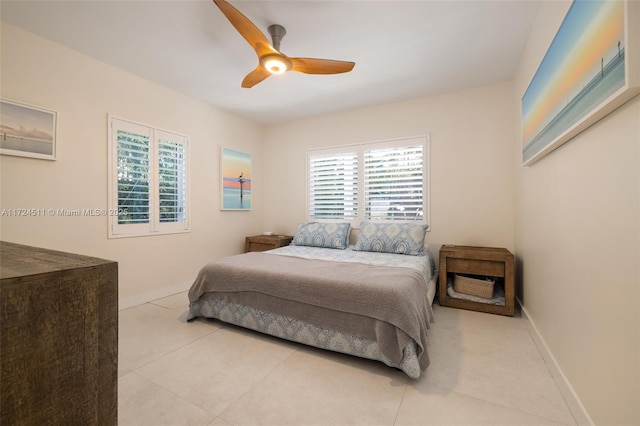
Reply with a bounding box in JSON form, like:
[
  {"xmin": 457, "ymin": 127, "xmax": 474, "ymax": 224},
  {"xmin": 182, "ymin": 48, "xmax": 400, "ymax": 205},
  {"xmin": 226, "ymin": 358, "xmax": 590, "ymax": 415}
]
[
  {"xmin": 363, "ymin": 145, "xmax": 424, "ymax": 221},
  {"xmin": 308, "ymin": 152, "xmax": 358, "ymax": 220},
  {"xmin": 158, "ymin": 139, "xmax": 186, "ymax": 223},
  {"xmin": 117, "ymin": 130, "xmax": 150, "ymax": 225}
]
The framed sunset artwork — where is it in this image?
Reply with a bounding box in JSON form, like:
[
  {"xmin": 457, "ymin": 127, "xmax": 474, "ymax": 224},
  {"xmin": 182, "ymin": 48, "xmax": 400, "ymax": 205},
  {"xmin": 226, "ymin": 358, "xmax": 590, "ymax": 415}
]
[
  {"xmin": 220, "ymin": 147, "xmax": 252, "ymax": 210},
  {"xmin": 522, "ymin": 0, "xmax": 640, "ymax": 165},
  {"xmin": 0, "ymin": 98, "xmax": 57, "ymax": 160}
]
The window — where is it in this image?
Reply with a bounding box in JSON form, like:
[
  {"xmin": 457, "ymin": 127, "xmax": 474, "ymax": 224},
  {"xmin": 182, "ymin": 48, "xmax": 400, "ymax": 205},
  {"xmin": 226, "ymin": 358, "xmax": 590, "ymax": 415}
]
[
  {"xmin": 108, "ymin": 117, "xmax": 189, "ymax": 238},
  {"xmin": 307, "ymin": 136, "xmax": 429, "ymax": 226}
]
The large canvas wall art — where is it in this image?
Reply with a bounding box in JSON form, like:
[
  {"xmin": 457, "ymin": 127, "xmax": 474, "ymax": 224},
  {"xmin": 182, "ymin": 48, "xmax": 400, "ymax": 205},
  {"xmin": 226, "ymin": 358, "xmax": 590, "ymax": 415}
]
[
  {"xmin": 1, "ymin": 98, "xmax": 57, "ymax": 160},
  {"xmin": 522, "ymin": 0, "xmax": 640, "ymax": 165},
  {"xmin": 220, "ymin": 147, "xmax": 252, "ymax": 210}
]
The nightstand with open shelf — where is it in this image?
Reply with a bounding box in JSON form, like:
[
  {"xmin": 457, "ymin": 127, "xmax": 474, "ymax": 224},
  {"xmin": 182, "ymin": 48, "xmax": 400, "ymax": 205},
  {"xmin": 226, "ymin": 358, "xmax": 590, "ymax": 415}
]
[{"xmin": 439, "ymin": 245, "xmax": 515, "ymax": 316}]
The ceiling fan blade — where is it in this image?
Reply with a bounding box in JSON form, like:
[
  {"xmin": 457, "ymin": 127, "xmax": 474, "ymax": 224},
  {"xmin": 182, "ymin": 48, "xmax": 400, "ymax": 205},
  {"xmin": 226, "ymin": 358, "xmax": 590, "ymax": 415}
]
[
  {"xmin": 213, "ymin": 0, "xmax": 277, "ymax": 58},
  {"xmin": 242, "ymin": 65, "xmax": 271, "ymax": 88},
  {"xmin": 289, "ymin": 58, "xmax": 355, "ymax": 75}
]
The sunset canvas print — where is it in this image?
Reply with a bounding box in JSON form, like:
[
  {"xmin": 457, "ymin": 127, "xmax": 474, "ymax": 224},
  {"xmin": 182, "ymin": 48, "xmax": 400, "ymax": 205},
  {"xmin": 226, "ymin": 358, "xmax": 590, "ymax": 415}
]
[
  {"xmin": 221, "ymin": 147, "xmax": 252, "ymax": 210},
  {"xmin": 522, "ymin": 0, "xmax": 625, "ymax": 164}
]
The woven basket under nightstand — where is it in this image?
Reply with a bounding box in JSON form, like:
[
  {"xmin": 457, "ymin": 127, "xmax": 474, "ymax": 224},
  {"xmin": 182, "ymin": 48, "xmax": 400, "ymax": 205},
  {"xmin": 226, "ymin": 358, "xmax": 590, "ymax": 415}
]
[
  {"xmin": 438, "ymin": 245, "xmax": 515, "ymax": 316},
  {"xmin": 453, "ymin": 274, "xmax": 495, "ymax": 299}
]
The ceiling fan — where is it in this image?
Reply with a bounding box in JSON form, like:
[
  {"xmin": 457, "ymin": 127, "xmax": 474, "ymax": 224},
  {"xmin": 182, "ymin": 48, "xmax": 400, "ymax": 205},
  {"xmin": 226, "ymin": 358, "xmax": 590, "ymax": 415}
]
[{"xmin": 213, "ymin": 0, "xmax": 355, "ymax": 88}]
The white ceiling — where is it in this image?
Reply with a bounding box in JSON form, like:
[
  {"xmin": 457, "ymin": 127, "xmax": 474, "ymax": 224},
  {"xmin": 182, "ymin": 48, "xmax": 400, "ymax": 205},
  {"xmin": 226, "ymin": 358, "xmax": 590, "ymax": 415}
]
[{"xmin": 1, "ymin": 0, "xmax": 541, "ymax": 125}]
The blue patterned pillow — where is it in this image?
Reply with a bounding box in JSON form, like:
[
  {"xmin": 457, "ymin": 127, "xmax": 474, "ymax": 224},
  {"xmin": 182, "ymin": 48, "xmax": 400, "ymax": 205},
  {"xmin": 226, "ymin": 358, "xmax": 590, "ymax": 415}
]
[
  {"xmin": 354, "ymin": 221, "xmax": 427, "ymax": 255},
  {"xmin": 291, "ymin": 222, "xmax": 351, "ymax": 249}
]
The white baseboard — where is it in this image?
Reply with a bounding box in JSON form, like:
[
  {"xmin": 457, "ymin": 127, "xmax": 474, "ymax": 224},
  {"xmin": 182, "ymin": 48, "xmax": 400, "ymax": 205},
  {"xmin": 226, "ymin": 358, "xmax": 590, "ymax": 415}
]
[
  {"xmin": 519, "ymin": 300, "xmax": 594, "ymax": 426},
  {"xmin": 118, "ymin": 280, "xmax": 192, "ymax": 310}
]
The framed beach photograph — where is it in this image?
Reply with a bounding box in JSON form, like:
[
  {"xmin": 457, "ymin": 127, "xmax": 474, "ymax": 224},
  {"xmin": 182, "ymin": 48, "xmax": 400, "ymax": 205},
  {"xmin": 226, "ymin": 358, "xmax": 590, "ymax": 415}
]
[
  {"xmin": 1, "ymin": 98, "xmax": 57, "ymax": 160},
  {"xmin": 521, "ymin": 0, "xmax": 640, "ymax": 166},
  {"xmin": 220, "ymin": 147, "xmax": 252, "ymax": 210}
]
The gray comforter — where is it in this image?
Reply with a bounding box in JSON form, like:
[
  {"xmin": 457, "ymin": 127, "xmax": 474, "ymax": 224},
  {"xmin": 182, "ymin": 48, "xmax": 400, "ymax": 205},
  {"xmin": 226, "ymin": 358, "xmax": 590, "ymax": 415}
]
[{"xmin": 188, "ymin": 251, "xmax": 433, "ymax": 371}]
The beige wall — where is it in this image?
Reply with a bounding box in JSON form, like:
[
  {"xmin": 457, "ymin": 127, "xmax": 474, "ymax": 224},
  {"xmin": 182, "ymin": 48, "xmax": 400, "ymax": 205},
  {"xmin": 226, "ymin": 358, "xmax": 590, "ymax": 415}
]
[
  {"xmin": 0, "ymin": 23, "xmax": 265, "ymax": 308},
  {"xmin": 514, "ymin": 2, "xmax": 640, "ymax": 425},
  {"xmin": 262, "ymin": 81, "xmax": 517, "ymax": 260}
]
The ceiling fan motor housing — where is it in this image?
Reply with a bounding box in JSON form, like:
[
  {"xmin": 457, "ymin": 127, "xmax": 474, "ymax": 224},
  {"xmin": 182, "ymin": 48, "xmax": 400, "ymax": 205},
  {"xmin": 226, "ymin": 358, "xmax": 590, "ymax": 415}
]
[{"xmin": 268, "ymin": 24, "xmax": 286, "ymax": 51}]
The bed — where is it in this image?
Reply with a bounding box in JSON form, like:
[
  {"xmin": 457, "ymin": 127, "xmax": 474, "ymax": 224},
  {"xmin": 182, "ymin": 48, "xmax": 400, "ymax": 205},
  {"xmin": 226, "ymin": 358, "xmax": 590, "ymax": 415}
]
[{"xmin": 187, "ymin": 221, "xmax": 436, "ymax": 379}]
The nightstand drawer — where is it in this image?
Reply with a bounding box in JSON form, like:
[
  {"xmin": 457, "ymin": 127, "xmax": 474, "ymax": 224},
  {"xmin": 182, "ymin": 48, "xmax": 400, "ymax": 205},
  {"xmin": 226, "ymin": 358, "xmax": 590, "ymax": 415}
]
[
  {"xmin": 248, "ymin": 242, "xmax": 279, "ymax": 252},
  {"xmin": 245, "ymin": 235, "xmax": 293, "ymax": 252},
  {"xmin": 447, "ymin": 258, "xmax": 505, "ymax": 277}
]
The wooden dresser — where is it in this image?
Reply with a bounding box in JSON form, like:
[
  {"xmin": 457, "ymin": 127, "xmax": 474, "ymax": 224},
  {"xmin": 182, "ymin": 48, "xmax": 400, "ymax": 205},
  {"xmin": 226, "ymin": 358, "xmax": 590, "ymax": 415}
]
[{"xmin": 0, "ymin": 241, "xmax": 118, "ymax": 425}]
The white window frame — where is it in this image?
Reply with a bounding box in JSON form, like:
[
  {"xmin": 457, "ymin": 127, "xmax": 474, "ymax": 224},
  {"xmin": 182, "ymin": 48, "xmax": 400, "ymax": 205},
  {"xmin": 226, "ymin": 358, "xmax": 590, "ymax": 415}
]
[
  {"xmin": 108, "ymin": 115, "xmax": 190, "ymax": 238},
  {"xmin": 306, "ymin": 135, "xmax": 430, "ymax": 228}
]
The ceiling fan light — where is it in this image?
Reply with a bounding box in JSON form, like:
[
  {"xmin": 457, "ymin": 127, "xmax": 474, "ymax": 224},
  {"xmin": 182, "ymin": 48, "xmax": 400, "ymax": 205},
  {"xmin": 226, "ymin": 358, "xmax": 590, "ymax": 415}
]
[{"xmin": 262, "ymin": 56, "xmax": 289, "ymax": 74}]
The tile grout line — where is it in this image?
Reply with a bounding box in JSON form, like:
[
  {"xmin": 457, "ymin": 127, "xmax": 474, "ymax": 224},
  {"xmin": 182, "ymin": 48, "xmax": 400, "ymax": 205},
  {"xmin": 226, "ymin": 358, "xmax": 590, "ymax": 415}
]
[
  {"xmin": 124, "ymin": 370, "xmax": 217, "ymax": 423},
  {"xmin": 124, "ymin": 323, "xmax": 231, "ymax": 419},
  {"xmin": 215, "ymin": 342, "xmax": 302, "ymax": 424},
  {"xmin": 391, "ymin": 381, "xmax": 409, "ymax": 426},
  {"xmin": 428, "ymin": 384, "xmax": 572, "ymax": 425},
  {"xmin": 123, "ymin": 312, "xmax": 223, "ymax": 372}
]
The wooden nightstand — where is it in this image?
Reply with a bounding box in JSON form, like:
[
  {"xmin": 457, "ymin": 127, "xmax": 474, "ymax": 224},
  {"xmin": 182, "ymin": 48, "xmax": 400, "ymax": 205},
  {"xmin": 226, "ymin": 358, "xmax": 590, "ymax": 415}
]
[
  {"xmin": 245, "ymin": 234, "xmax": 293, "ymax": 252},
  {"xmin": 439, "ymin": 245, "xmax": 515, "ymax": 316}
]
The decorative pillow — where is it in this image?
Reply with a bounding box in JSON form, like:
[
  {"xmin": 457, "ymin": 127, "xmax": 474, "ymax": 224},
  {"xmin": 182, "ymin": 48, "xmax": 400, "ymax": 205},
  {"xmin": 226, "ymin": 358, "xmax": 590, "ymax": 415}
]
[
  {"xmin": 291, "ymin": 222, "xmax": 351, "ymax": 249},
  {"xmin": 354, "ymin": 221, "xmax": 427, "ymax": 255}
]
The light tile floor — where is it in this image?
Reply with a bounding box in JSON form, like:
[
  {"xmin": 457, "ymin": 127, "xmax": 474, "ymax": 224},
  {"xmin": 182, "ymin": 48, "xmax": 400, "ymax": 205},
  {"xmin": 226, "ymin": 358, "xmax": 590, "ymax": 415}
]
[{"xmin": 118, "ymin": 292, "xmax": 576, "ymax": 426}]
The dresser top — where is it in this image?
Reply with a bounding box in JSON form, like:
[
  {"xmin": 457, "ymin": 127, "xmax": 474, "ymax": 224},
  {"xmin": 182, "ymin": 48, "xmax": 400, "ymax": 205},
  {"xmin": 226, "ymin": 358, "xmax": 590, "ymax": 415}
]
[{"xmin": 1, "ymin": 241, "xmax": 116, "ymax": 280}]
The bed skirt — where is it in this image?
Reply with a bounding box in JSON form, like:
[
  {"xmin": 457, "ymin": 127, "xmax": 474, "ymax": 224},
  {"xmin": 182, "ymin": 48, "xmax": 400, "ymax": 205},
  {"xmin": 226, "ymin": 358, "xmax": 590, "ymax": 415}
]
[
  {"xmin": 188, "ymin": 296, "xmax": 424, "ymax": 379},
  {"xmin": 188, "ymin": 276, "xmax": 435, "ymax": 379}
]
